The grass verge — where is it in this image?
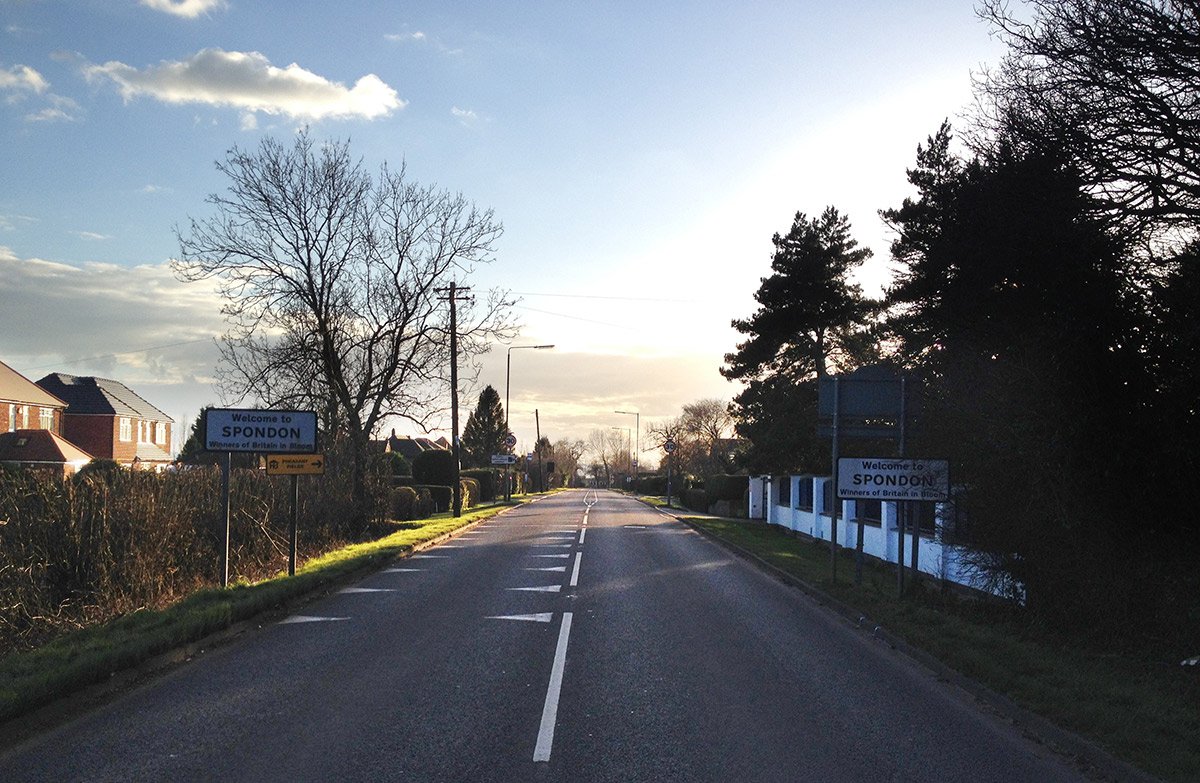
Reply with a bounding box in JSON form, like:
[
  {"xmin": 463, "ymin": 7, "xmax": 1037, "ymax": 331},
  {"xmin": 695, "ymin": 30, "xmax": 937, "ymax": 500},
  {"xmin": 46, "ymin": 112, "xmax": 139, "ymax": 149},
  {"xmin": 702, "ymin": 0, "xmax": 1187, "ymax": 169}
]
[
  {"xmin": 0, "ymin": 502, "xmax": 515, "ymax": 727},
  {"xmin": 682, "ymin": 515, "xmax": 1199, "ymax": 783}
]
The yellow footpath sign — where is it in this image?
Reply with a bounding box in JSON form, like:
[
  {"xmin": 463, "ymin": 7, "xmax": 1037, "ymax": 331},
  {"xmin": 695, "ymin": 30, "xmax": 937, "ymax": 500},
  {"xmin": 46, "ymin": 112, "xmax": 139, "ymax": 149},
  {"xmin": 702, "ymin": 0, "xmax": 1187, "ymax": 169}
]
[{"xmin": 265, "ymin": 454, "xmax": 326, "ymax": 476}]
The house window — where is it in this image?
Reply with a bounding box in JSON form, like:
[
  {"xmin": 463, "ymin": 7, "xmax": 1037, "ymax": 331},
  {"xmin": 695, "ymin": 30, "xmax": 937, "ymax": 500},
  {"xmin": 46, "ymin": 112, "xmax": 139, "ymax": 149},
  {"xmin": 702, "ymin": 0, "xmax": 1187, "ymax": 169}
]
[
  {"xmin": 20, "ymin": 405, "xmax": 28, "ymax": 428},
  {"xmin": 39, "ymin": 407, "xmax": 53, "ymax": 430},
  {"xmin": 119, "ymin": 417, "xmax": 132, "ymax": 442},
  {"xmin": 899, "ymin": 501, "xmax": 938, "ymax": 538},
  {"xmin": 821, "ymin": 479, "xmax": 834, "ymax": 515},
  {"xmin": 155, "ymin": 422, "xmax": 166, "ymax": 445},
  {"xmin": 6, "ymin": 404, "xmax": 13, "ymax": 432}
]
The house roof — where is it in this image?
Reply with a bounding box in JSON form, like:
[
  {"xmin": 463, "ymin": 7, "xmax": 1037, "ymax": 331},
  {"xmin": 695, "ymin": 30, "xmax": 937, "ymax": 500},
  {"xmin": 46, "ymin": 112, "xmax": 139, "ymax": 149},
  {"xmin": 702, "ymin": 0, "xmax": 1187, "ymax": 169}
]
[
  {"xmin": 36, "ymin": 373, "xmax": 173, "ymax": 421},
  {"xmin": 0, "ymin": 360, "xmax": 66, "ymax": 408},
  {"xmin": 0, "ymin": 429, "xmax": 94, "ymax": 465},
  {"xmin": 380, "ymin": 429, "xmax": 450, "ymax": 461}
]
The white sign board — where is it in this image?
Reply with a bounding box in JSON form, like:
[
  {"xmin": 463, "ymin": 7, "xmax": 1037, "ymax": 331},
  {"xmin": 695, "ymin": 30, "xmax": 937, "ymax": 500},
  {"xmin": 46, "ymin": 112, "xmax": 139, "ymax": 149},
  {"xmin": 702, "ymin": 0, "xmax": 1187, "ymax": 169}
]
[
  {"xmin": 491, "ymin": 454, "xmax": 518, "ymax": 465},
  {"xmin": 837, "ymin": 457, "xmax": 949, "ymax": 501},
  {"xmin": 204, "ymin": 408, "xmax": 318, "ymax": 453}
]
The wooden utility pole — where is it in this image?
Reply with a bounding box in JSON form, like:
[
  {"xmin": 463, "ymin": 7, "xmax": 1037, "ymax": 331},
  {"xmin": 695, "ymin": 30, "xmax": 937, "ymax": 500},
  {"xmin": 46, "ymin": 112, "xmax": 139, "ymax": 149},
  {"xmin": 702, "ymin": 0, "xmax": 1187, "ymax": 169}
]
[{"xmin": 438, "ymin": 282, "xmax": 472, "ymax": 516}]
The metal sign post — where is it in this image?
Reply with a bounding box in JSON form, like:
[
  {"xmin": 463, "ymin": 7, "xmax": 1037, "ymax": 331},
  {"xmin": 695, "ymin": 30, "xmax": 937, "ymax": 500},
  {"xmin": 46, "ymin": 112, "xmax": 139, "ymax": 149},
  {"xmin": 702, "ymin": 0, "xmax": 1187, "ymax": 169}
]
[
  {"xmin": 204, "ymin": 408, "xmax": 318, "ymax": 587},
  {"xmin": 265, "ymin": 453, "xmax": 326, "ymax": 577}
]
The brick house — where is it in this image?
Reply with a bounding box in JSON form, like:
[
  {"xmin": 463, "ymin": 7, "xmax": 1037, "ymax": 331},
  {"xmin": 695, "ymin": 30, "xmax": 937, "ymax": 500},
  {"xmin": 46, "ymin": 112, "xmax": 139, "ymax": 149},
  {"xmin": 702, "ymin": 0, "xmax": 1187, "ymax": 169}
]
[
  {"xmin": 0, "ymin": 359, "xmax": 67, "ymax": 435},
  {"xmin": 0, "ymin": 360, "xmax": 91, "ymax": 475},
  {"xmin": 36, "ymin": 373, "xmax": 174, "ymax": 469}
]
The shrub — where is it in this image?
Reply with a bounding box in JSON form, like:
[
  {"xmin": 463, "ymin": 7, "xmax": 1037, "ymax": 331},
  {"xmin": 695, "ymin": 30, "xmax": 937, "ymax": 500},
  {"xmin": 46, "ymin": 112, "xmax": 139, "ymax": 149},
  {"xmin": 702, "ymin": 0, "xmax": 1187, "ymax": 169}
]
[
  {"xmin": 461, "ymin": 469, "xmax": 497, "ymax": 501},
  {"xmin": 634, "ymin": 474, "xmax": 667, "ymax": 494},
  {"xmin": 683, "ymin": 488, "xmax": 709, "ymax": 513},
  {"xmin": 411, "ymin": 450, "xmax": 456, "ymax": 486},
  {"xmin": 388, "ymin": 486, "xmax": 419, "ymax": 520},
  {"xmin": 705, "ymin": 474, "xmax": 748, "ymax": 502},
  {"xmin": 412, "ymin": 487, "xmax": 435, "ymax": 519},
  {"xmin": 413, "ymin": 484, "xmax": 452, "ymax": 513},
  {"xmin": 460, "ymin": 477, "xmax": 480, "ymax": 509},
  {"xmin": 385, "ymin": 452, "xmax": 412, "ymax": 477}
]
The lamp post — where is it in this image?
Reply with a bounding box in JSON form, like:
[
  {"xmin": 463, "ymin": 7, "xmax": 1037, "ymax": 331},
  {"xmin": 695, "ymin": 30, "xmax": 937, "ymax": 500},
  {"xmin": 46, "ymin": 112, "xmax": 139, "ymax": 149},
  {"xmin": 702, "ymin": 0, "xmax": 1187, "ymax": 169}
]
[
  {"xmin": 614, "ymin": 409, "xmax": 639, "ymax": 485},
  {"xmin": 504, "ymin": 344, "xmax": 554, "ymax": 500}
]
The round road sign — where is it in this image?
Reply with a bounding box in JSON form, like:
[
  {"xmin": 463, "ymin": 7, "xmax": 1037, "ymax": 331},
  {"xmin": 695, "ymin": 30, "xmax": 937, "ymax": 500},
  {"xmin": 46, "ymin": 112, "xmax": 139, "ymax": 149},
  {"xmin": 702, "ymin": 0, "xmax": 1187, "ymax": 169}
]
[
  {"xmin": 505, "ymin": 433, "xmax": 518, "ymax": 449},
  {"xmin": 664, "ymin": 439, "xmax": 677, "ymax": 453}
]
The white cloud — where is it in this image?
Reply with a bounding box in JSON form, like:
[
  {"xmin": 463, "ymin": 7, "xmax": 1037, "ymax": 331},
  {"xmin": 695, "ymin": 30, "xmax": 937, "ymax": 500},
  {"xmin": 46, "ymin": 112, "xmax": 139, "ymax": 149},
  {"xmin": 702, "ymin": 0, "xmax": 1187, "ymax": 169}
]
[
  {"xmin": 0, "ymin": 64, "xmax": 48, "ymax": 95},
  {"xmin": 139, "ymin": 0, "xmax": 228, "ymax": 18},
  {"xmin": 72, "ymin": 231, "xmax": 112, "ymax": 241},
  {"xmin": 239, "ymin": 111, "xmax": 258, "ymax": 130},
  {"xmin": 84, "ymin": 48, "xmax": 405, "ymax": 121},
  {"xmin": 451, "ymin": 106, "xmax": 479, "ymax": 126},
  {"xmin": 141, "ymin": 184, "xmax": 168, "ymax": 194},
  {"xmin": 25, "ymin": 106, "xmax": 74, "ymax": 123},
  {"xmin": 385, "ymin": 31, "xmax": 426, "ymax": 43},
  {"xmin": 0, "ymin": 214, "xmax": 37, "ymax": 231},
  {"xmin": 0, "ymin": 246, "xmax": 226, "ymax": 417}
]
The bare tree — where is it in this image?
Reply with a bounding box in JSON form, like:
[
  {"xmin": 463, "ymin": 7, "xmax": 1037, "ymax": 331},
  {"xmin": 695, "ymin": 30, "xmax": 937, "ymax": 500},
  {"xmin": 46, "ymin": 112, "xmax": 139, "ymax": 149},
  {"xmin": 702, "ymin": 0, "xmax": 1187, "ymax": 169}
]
[
  {"xmin": 174, "ymin": 131, "xmax": 515, "ymax": 512},
  {"xmin": 975, "ymin": 0, "xmax": 1200, "ymax": 241}
]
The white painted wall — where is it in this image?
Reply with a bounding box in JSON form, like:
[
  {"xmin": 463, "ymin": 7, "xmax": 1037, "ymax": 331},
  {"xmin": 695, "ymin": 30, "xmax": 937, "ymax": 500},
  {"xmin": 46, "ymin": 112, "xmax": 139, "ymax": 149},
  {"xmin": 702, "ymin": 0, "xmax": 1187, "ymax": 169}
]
[{"xmin": 752, "ymin": 474, "xmax": 985, "ymax": 593}]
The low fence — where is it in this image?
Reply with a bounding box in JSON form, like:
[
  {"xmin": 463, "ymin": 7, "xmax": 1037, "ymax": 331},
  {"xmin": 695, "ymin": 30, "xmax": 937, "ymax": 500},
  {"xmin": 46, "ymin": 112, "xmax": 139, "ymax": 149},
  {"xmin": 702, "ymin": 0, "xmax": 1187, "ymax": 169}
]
[{"xmin": 749, "ymin": 475, "xmax": 985, "ymax": 592}]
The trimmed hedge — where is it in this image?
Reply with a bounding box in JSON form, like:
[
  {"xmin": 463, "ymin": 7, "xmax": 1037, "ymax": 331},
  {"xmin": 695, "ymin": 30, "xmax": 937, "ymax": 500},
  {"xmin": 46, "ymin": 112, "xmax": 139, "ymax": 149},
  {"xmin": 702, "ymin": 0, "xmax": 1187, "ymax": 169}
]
[
  {"xmin": 412, "ymin": 450, "xmax": 457, "ymax": 486},
  {"xmin": 682, "ymin": 488, "xmax": 709, "ymax": 513},
  {"xmin": 460, "ymin": 477, "xmax": 480, "ymax": 509},
  {"xmin": 413, "ymin": 484, "xmax": 452, "ymax": 513},
  {"xmin": 706, "ymin": 474, "xmax": 748, "ymax": 502},
  {"xmin": 388, "ymin": 485, "xmax": 436, "ymax": 521},
  {"xmin": 461, "ymin": 469, "xmax": 497, "ymax": 501}
]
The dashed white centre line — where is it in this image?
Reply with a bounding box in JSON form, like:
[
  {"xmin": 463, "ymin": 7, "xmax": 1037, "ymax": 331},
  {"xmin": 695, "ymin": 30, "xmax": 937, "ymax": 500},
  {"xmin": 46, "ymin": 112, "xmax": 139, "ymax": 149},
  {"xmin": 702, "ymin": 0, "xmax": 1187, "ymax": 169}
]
[
  {"xmin": 569, "ymin": 552, "xmax": 582, "ymax": 587},
  {"xmin": 533, "ymin": 612, "xmax": 573, "ymax": 762},
  {"xmin": 578, "ymin": 527, "xmax": 587, "ymax": 544}
]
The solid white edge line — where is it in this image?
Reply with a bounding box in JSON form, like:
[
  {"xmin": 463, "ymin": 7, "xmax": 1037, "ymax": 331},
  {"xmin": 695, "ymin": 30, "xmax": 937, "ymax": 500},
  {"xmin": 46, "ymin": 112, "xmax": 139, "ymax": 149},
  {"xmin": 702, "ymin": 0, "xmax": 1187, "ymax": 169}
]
[
  {"xmin": 533, "ymin": 611, "xmax": 573, "ymax": 762},
  {"xmin": 570, "ymin": 552, "xmax": 582, "ymax": 587}
]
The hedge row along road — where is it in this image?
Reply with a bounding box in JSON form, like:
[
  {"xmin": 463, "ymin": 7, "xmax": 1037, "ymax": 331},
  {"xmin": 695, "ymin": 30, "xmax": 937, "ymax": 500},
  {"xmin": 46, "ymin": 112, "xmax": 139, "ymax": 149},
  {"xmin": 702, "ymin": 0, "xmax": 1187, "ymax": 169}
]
[{"xmin": 0, "ymin": 490, "xmax": 1092, "ymax": 782}]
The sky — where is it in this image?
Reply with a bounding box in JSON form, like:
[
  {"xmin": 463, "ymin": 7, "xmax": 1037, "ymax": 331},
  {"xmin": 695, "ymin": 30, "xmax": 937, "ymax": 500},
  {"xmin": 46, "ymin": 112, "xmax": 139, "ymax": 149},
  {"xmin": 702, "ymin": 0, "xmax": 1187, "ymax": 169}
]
[{"xmin": 0, "ymin": 0, "xmax": 1010, "ymax": 467}]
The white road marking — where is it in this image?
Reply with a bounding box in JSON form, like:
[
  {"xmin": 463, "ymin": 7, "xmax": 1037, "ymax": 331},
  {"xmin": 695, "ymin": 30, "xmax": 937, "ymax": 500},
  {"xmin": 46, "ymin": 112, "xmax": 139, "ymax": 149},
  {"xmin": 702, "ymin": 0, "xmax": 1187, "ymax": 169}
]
[
  {"xmin": 578, "ymin": 528, "xmax": 587, "ymax": 544},
  {"xmin": 383, "ymin": 568, "xmax": 424, "ymax": 573},
  {"xmin": 508, "ymin": 585, "xmax": 563, "ymax": 593},
  {"xmin": 534, "ymin": 612, "xmax": 573, "ymax": 762},
  {"xmin": 623, "ymin": 525, "xmax": 647, "ymax": 529},
  {"xmin": 488, "ymin": 613, "xmax": 554, "ymax": 623},
  {"xmin": 526, "ymin": 566, "xmax": 568, "ymax": 572},
  {"xmin": 570, "ymin": 553, "xmax": 582, "ymax": 587},
  {"xmin": 412, "ymin": 554, "xmax": 451, "ymax": 559},
  {"xmin": 339, "ymin": 587, "xmax": 396, "ymax": 594},
  {"xmin": 438, "ymin": 545, "xmax": 466, "ymax": 549},
  {"xmin": 531, "ymin": 554, "xmax": 571, "ymax": 559},
  {"xmin": 532, "ymin": 544, "xmax": 574, "ymax": 548},
  {"xmin": 280, "ymin": 615, "xmax": 350, "ymax": 624}
]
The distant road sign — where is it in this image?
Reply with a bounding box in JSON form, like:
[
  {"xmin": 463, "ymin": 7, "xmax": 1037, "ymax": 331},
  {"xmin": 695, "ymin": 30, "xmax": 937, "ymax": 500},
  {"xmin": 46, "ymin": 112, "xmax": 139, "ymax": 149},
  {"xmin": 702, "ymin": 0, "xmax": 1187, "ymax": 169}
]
[
  {"xmin": 266, "ymin": 454, "xmax": 326, "ymax": 476},
  {"xmin": 491, "ymin": 454, "xmax": 518, "ymax": 465},
  {"xmin": 505, "ymin": 433, "xmax": 518, "ymax": 448},
  {"xmin": 663, "ymin": 439, "xmax": 677, "ymax": 454},
  {"xmin": 836, "ymin": 457, "xmax": 949, "ymax": 501},
  {"xmin": 205, "ymin": 408, "xmax": 317, "ymax": 453}
]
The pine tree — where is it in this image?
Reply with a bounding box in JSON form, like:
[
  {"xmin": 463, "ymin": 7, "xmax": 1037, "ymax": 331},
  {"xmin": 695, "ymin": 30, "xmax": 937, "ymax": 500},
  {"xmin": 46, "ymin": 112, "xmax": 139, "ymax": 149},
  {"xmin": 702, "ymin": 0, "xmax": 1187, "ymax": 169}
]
[{"xmin": 460, "ymin": 385, "xmax": 507, "ymax": 468}]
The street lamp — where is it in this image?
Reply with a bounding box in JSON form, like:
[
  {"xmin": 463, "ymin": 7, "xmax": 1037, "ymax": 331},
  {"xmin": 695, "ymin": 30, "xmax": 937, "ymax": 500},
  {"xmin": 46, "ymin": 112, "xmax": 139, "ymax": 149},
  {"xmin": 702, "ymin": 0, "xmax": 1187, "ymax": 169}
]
[
  {"xmin": 615, "ymin": 409, "xmax": 639, "ymax": 484},
  {"xmin": 504, "ymin": 344, "xmax": 554, "ymax": 499}
]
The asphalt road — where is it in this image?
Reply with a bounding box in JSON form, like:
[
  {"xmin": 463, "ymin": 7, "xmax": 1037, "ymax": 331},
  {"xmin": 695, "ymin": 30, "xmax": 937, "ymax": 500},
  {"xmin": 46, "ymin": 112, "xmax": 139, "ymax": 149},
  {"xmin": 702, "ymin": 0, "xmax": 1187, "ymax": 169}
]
[{"xmin": 0, "ymin": 490, "xmax": 1095, "ymax": 782}]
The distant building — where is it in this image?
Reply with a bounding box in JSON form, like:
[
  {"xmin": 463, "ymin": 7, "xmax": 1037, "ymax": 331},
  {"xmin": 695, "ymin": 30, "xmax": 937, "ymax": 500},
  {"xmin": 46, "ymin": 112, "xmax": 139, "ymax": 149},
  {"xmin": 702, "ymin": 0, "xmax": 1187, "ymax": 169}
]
[
  {"xmin": 378, "ymin": 429, "xmax": 450, "ymax": 462},
  {"xmin": 37, "ymin": 373, "xmax": 174, "ymax": 469}
]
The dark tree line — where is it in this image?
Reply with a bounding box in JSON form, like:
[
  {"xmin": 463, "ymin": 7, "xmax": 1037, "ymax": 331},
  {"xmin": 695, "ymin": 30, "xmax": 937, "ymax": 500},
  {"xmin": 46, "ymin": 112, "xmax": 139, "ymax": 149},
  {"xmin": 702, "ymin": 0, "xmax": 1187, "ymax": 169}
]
[{"xmin": 724, "ymin": 0, "xmax": 1200, "ymax": 638}]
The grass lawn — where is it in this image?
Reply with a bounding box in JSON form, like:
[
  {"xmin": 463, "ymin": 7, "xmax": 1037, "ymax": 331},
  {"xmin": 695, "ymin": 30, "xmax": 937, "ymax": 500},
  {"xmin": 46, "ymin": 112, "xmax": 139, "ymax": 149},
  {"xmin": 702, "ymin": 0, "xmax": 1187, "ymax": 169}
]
[
  {"xmin": 680, "ymin": 513, "xmax": 1200, "ymax": 783},
  {"xmin": 0, "ymin": 501, "xmax": 517, "ymax": 727}
]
